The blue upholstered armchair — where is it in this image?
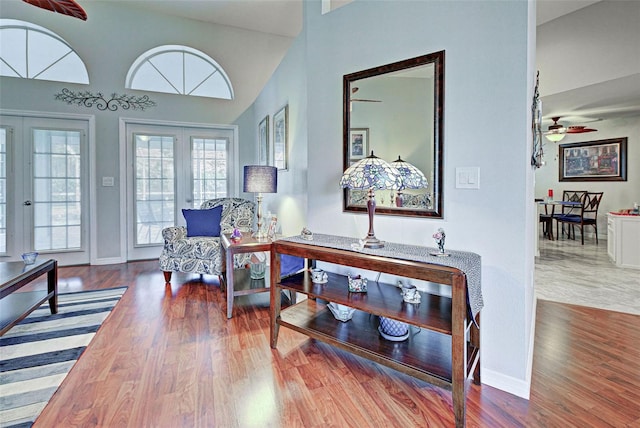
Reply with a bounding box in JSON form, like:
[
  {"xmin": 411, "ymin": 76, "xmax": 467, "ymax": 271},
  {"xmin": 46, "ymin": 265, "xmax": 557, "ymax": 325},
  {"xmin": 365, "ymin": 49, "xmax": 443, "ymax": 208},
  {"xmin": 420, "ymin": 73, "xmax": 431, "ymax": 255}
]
[{"xmin": 159, "ymin": 198, "xmax": 256, "ymax": 282}]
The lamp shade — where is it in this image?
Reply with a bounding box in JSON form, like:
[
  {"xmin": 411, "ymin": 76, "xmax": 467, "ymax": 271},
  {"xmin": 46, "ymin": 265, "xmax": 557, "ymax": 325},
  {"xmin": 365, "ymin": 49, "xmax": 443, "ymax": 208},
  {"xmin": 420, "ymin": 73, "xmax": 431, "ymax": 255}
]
[
  {"xmin": 340, "ymin": 152, "xmax": 402, "ymax": 190},
  {"xmin": 391, "ymin": 156, "xmax": 428, "ymax": 189},
  {"xmin": 243, "ymin": 165, "xmax": 277, "ymax": 193}
]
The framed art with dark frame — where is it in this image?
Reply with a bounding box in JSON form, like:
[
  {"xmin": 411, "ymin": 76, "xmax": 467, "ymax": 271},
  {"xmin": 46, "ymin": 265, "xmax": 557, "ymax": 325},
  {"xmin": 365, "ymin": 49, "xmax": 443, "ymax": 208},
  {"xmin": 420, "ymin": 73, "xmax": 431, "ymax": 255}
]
[
  {"xmin": 349, "ymin": 128, "xmax": 368, "ymax": 160},
  {"xmin": 273, "ymin": 105, "xmax": 288, "ymax": 170},
  {"xmin": 559, "ymin": 137, "xmax": 627, "ymax": 182},
  {"xmin": 258, "ymin": 115, "xmax": 269, "ymax": 165}
]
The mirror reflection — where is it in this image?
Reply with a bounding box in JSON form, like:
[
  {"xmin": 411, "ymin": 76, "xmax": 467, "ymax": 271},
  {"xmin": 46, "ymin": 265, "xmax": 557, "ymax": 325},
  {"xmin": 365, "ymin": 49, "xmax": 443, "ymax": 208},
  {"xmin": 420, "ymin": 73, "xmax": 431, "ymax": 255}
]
[{"xmin": 343, "ymin": 51, "xmax": 444, "ymax": 218}]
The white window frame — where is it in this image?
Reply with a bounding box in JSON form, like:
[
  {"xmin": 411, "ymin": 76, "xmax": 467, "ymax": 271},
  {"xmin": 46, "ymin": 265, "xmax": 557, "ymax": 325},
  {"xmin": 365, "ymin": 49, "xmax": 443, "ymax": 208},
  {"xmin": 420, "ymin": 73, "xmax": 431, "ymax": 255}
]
[
  {"xmin": 125, "ymin": 45, "xmax": 234, "ymax": 100},
  {"xmin": 0, "ymin": 19, "xmax": 89, "ymax": 84}
]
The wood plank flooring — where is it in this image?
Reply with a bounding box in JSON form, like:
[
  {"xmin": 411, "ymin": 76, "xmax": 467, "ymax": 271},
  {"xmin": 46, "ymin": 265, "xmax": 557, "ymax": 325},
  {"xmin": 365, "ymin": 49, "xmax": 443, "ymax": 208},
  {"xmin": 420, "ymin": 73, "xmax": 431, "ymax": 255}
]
[{"xmin": 27, "ymin": 261, "xmax": 639, "ymax": 427}]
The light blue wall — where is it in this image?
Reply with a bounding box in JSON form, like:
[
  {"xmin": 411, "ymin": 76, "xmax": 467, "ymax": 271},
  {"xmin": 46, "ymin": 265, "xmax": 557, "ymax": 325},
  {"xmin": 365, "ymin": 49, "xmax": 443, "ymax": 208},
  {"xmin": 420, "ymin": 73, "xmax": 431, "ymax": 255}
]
[
  {"xmin": 300, "ymin": 0, "xmax": 536, "ymax": 397},
  {"xmin": 238, "ymin": 33, "xmax": 309, "ymax": 236}
]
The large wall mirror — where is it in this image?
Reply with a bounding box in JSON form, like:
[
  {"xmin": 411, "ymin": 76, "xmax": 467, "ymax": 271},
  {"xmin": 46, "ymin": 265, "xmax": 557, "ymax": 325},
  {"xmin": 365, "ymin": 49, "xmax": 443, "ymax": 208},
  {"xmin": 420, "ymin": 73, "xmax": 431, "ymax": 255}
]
[{"xmin": 343, "ymin": 51, "xmax": 444, "ymax": 218}]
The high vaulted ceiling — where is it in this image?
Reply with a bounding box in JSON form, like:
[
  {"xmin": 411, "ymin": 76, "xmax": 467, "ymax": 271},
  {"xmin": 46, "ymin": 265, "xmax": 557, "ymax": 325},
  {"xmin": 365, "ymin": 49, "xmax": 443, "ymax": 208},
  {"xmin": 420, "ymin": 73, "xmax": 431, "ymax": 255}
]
[
  {"xmin": 114, "ymin": 0, "xmax": 598, "ymax": 38},
  {"xmin": 117, "ymin": 0, "xmax": 303, "ymax": 38}
]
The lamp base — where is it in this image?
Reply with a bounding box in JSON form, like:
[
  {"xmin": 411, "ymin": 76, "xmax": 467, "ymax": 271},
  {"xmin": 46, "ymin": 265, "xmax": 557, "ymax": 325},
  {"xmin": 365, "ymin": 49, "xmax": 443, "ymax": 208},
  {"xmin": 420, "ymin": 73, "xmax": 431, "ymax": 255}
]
[
  {"xmin": 363, "ymin": 235, "xmax": 384, "ymax": 249},
  {"xmin": 252, "ymin": 231, "xmax": 270, "ymax": 242}
]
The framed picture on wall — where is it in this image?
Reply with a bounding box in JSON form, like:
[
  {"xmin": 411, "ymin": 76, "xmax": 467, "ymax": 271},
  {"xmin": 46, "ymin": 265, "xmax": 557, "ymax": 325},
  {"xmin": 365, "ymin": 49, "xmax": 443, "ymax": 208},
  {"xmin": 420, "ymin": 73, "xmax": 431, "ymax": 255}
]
[
  {"xmin": 349, "ymin": 128, "xmax": 369, "ymax": 160},
  {"xmin": 273, "ymin": 104, "xmax": 288, "ymax": 170},
  {"xmin": 559, "ymin": 137, "xmax": 627, "ymax": 182},
  {"xmin": 258, "ymin": 115, "xmax": 269, "ymax": 165}
]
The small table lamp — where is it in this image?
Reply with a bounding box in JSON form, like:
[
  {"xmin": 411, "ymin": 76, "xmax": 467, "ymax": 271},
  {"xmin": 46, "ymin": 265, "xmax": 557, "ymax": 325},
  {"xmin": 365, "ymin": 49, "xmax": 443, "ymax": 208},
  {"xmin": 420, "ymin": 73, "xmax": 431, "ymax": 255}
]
[
  {"xmin": 243, "ymin": 165, "xmax": 277, "ymax": 241},
  {"xmin": 340, "ymin": 151, "xmax": 402, "ymax": 249},
  {"xmin": 391, "ymin": 156, "xmax": 428, "ymax": 207}
]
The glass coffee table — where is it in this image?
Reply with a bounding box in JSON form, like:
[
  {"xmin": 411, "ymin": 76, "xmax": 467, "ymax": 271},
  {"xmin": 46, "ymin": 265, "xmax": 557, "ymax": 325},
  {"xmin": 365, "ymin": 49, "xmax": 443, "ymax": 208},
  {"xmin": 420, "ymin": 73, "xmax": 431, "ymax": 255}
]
[{"xmin": 0, "ymin": 259, "xmax": 58, "ymax": 336}]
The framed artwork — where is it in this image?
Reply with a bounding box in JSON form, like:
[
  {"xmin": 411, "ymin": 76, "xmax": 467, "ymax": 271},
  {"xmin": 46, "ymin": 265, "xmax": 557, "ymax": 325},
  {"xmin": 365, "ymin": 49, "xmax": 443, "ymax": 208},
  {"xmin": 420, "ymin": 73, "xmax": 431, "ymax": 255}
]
[
  {"xmin": 273, "ymin": 105, "xmax": 288, "ymax": 170},
  {"xmin": 258, "ymin": 115, "xmax": 269, "ymax": 165},
  {"xmin": 349, "ymin": 128, "xmax": 369, "ymax": 160},
  {"xmin": 559, "ymin": 137, "xmax": 627, "ymax": 182}
]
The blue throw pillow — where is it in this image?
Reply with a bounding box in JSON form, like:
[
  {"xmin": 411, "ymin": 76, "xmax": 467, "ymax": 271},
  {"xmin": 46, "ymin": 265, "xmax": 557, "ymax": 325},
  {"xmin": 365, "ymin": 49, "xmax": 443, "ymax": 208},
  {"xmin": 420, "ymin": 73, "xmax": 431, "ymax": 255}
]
[
  {"xmin": 281, "ymin": 255, "xmax": 305, "ymax": 277},
  {"xmin": 182, "ymin": 206, "xmax": 223, "ymax": 237}
]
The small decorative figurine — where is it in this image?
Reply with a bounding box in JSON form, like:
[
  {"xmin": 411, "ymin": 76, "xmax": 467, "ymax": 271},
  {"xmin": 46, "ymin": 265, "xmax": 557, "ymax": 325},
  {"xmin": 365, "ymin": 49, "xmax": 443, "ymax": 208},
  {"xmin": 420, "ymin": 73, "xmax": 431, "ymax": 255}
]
[
  {"xmin": 231, "ymin": 227, "xmax": 242, "ymax": 241},
  {"xmin": 267, "ymin": 215, "xmax": 278, "ymax": 240},
  {"xmin": 430, "ymin": 228, "xmax": 450, "ymax": 257},
  {"xmin": 347, "ymin": 273, "xmax": 367, "ymax": 292},
  {"xmin": 400, "ymin": 283, "xmax": 421, "ymax": 304},
  {"xmin": 300, "ymin": 227, "xmax": 313, "ymax": 240}
]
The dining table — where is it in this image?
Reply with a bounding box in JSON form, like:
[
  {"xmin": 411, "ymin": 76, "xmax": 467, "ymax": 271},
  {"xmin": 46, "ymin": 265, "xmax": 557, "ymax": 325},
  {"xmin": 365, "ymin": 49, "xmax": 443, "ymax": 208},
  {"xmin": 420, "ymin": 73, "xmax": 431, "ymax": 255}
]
[{"xmin": 538, "ymin": 200, "xmax": 582, "ymax": 240}]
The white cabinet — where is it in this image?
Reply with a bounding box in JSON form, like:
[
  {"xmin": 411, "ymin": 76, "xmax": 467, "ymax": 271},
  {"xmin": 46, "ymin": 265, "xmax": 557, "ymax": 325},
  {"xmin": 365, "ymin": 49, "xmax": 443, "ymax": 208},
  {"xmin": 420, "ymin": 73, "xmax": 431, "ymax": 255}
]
[{"xmin": 607, "ymin": 213, "xmax": 640, "ymax": 269}]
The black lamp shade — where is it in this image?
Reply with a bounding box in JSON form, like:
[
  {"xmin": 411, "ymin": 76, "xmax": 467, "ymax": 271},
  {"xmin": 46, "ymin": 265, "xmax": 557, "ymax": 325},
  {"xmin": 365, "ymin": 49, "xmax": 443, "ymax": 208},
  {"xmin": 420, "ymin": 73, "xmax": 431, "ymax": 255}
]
[{"xmin": 243, "ymin": 165, "xmax": 277, "ymax": 193}]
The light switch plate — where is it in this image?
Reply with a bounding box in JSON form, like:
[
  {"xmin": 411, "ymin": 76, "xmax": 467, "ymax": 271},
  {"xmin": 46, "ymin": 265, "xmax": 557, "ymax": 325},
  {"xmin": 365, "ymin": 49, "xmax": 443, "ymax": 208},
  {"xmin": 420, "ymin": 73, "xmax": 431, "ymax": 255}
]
[{"xmin": 455, "ymin": 167, "xmax": 480, "ymax": 189}]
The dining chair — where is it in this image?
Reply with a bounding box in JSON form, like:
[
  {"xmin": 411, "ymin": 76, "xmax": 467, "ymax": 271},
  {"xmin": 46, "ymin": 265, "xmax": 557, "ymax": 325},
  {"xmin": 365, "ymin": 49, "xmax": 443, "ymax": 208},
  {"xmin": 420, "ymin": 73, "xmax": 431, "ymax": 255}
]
[
  {"xmin": 539, "ymin": 191, "xmax": 586, "ymax": 240},
  {"xmin": 554, "ymin": 190, "xmax": 587, "ymax": 239},
  {"xmin": 555, "ymin": 192, "xmax": 604, "ymax": 244}
]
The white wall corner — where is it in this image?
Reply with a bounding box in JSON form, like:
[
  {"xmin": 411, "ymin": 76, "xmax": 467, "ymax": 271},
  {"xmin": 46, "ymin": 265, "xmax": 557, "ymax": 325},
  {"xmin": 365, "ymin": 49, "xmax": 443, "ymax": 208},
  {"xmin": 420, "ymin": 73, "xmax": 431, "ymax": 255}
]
[{"xmin": 480, "ymin": 298, "xmax": 536, "ymax": 400}]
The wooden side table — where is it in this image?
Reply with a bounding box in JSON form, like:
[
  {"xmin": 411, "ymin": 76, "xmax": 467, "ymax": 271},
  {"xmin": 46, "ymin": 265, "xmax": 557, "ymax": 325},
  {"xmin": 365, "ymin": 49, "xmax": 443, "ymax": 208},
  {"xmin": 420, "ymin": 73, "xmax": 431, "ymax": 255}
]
[{"xmin": 220, "ymin": 232, "xmax": 273, "ymax": 318}]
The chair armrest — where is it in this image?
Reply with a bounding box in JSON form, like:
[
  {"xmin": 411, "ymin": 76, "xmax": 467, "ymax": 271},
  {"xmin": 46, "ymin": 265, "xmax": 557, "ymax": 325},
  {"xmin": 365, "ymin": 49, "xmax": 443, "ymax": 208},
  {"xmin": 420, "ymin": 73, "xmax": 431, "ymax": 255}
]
[{"xmin": 162, "ymin": 226, "xmax": 187, "ymax": 243}]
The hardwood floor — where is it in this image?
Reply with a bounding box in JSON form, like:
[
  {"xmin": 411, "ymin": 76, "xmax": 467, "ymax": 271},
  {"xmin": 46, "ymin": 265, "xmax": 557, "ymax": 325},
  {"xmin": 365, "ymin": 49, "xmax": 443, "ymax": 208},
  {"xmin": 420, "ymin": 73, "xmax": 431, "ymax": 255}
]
[{"xmin": 29, "ymin": 261, "xmax": 640, "ymax": 427}]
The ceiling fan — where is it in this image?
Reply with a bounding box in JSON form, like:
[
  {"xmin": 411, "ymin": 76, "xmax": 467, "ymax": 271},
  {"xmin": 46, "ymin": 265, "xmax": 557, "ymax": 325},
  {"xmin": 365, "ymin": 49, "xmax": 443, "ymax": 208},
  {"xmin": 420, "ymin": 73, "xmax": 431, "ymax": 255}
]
[
  {"xmin": 22, "ymin": 0, "xmax": 87, "ymax": 20},
  {"xmin": 350, "ymin": 87, "xmax": 382, "ymax": 103},
  {"xmin": 544, "ymin": 116, "xmax": 597, "ymax": 142}
]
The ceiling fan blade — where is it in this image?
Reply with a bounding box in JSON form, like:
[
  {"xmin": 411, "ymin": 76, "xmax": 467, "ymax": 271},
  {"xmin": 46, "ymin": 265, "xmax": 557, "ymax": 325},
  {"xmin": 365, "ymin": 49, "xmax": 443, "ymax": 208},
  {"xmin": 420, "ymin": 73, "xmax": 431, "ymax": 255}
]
[
  {"xmin": 22, "ymin": 0, "xmax": 87, "ymax": 20},
  {"xmin": 566, "ymin": 126, "xmax": 597, "ymax": 134}
]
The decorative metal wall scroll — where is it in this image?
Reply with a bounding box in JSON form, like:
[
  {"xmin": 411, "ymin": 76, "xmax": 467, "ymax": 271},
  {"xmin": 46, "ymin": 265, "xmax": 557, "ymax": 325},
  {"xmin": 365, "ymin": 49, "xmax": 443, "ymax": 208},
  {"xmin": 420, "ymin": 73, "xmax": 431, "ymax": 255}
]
[
  {"xmin": 54, "ymin": 88, "xmax": 156, "ymax": 111},
  {"xmin": 531, "ymin": 71, "xmax": 543, "ymax": 168}
]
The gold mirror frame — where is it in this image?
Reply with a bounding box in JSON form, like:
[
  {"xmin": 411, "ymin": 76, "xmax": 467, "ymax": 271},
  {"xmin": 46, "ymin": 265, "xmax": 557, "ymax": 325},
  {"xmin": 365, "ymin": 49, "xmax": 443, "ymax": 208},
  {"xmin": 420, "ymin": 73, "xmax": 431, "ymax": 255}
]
[{"xmin": 343, "ymin": 51, "xmax": 444, "ymax": 218}]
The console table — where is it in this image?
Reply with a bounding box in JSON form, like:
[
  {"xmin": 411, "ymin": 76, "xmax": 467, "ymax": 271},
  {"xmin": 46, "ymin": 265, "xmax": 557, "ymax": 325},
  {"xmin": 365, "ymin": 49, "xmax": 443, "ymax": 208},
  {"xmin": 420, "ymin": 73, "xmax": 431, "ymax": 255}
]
[
  {"xmin": 269, "ymin": 235, "xmax": 481, "ymax": 428},
  {"xmin": 0, "ymin": 259, "xmax": 58, "ymax": 336}
]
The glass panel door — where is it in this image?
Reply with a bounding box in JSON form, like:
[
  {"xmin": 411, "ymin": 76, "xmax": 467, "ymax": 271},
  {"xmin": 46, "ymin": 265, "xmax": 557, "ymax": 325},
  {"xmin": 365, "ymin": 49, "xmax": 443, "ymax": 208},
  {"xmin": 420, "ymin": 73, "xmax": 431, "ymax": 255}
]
[
  {"xmin": 32, "ymin": 129, "xmax": 82, "ymax": 251},
  {"xmin": 0, "ymin": 115, "xmax": 89, "ymax": 265},
  {"xmin": 126, "ymin": 123, "xmax": 235, "ymax": 261},
  {"xmin": 191, "ymin": 136, "xmax": 228, "ymax": 208},
  {"xmin": 134, "ymin": 133, "xmax": 175, "ymax": 247}
]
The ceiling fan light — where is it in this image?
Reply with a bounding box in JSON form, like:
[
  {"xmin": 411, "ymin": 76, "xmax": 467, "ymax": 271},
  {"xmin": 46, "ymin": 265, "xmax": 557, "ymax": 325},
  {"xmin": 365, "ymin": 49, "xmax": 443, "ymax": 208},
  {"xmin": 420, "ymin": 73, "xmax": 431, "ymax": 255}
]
[{"xmin": 545, "ymin": 132, "xmax": 566, "ymax": 142}]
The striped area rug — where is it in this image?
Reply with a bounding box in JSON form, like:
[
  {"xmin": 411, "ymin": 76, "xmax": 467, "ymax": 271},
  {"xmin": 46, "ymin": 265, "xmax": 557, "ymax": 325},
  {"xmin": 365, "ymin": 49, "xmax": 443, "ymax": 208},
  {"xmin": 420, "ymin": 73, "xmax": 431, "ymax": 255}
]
[{"xmin": 0, "ymin": 287, "xmax": 127, "ymax": 428}]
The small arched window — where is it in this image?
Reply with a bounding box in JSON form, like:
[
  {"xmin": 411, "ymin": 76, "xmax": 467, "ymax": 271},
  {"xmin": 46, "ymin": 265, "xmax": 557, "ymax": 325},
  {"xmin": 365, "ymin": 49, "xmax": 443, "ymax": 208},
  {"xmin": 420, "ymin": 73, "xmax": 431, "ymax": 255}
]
[
  {"xmin": 0, "ymin": 19, "xmax": 89, "ymax": 84},
  {"xmin": 126, "ymin": 45, "xmax": 234, "ymax": 100}
]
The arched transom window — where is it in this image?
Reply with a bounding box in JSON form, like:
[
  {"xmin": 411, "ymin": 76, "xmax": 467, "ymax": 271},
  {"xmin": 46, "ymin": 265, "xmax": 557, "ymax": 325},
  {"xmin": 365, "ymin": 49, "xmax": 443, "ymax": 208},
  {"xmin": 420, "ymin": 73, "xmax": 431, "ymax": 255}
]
[
  {"xmin": 0, "ymin": 19, "xmax": 89, "ymax": 84},
  {"xmin": 126, "ymin": 45, "xmax": 234, "ymax": 100}
]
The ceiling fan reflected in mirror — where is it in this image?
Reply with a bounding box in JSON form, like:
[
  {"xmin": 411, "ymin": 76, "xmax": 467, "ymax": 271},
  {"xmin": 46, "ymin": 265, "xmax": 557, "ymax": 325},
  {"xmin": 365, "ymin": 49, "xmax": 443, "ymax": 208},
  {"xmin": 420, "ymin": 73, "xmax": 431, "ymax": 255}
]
[
  {"xmin": 350, "ymin": 87, "xmax": 382, "ymax": 103},
  {"xmin": 22, "ymin": 0, "xmax": 87, "ymax": 20},
  {"xmin": 544, "ymin": 116, "xmax": 597, "ymax": 142},
  {"xmin": 349, "ymin": 87, "xmax": 382, "ymax": 111}
]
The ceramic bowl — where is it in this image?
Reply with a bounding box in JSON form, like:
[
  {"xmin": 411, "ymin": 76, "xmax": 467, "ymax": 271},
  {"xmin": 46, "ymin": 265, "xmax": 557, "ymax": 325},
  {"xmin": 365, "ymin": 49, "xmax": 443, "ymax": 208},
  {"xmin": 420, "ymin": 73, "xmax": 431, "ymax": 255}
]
[
  {"xmin": 21, "ymin": 252, "xmax": 39, "ymax": 265},
  {"xmin": 327, "ymin": 302, "xmax": 356, "ymax": 322}
]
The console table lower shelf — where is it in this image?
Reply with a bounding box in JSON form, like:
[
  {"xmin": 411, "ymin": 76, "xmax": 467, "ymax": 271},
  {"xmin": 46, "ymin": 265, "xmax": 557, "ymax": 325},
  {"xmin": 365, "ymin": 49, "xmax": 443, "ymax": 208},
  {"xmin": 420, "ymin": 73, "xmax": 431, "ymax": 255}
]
[{"xmin": 278, "ymin": 298, "xmax": 479, "ymax": 390}]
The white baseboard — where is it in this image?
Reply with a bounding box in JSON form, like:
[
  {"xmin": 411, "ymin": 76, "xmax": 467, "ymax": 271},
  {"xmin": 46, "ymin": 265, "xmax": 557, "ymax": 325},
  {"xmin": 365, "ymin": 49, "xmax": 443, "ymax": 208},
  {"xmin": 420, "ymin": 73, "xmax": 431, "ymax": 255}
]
[
  {"xmin": 91, "ymin": 256, "xmax": 126, "ymax": 266},
  {"xmin": 481, "ymin": 368, "xmax": 531, "ymax": 399}
]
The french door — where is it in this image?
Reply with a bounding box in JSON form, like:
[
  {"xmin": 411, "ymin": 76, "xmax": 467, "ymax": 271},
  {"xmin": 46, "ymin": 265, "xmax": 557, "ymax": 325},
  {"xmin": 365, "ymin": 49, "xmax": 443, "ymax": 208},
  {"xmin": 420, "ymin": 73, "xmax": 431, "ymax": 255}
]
[
  {"xmin": 125, "ymin": 123, "xmax": 235, "ymax": 260},
  {"xmin": 0, "ymin": 115, "xmax": 90, "ymax": 265}
]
